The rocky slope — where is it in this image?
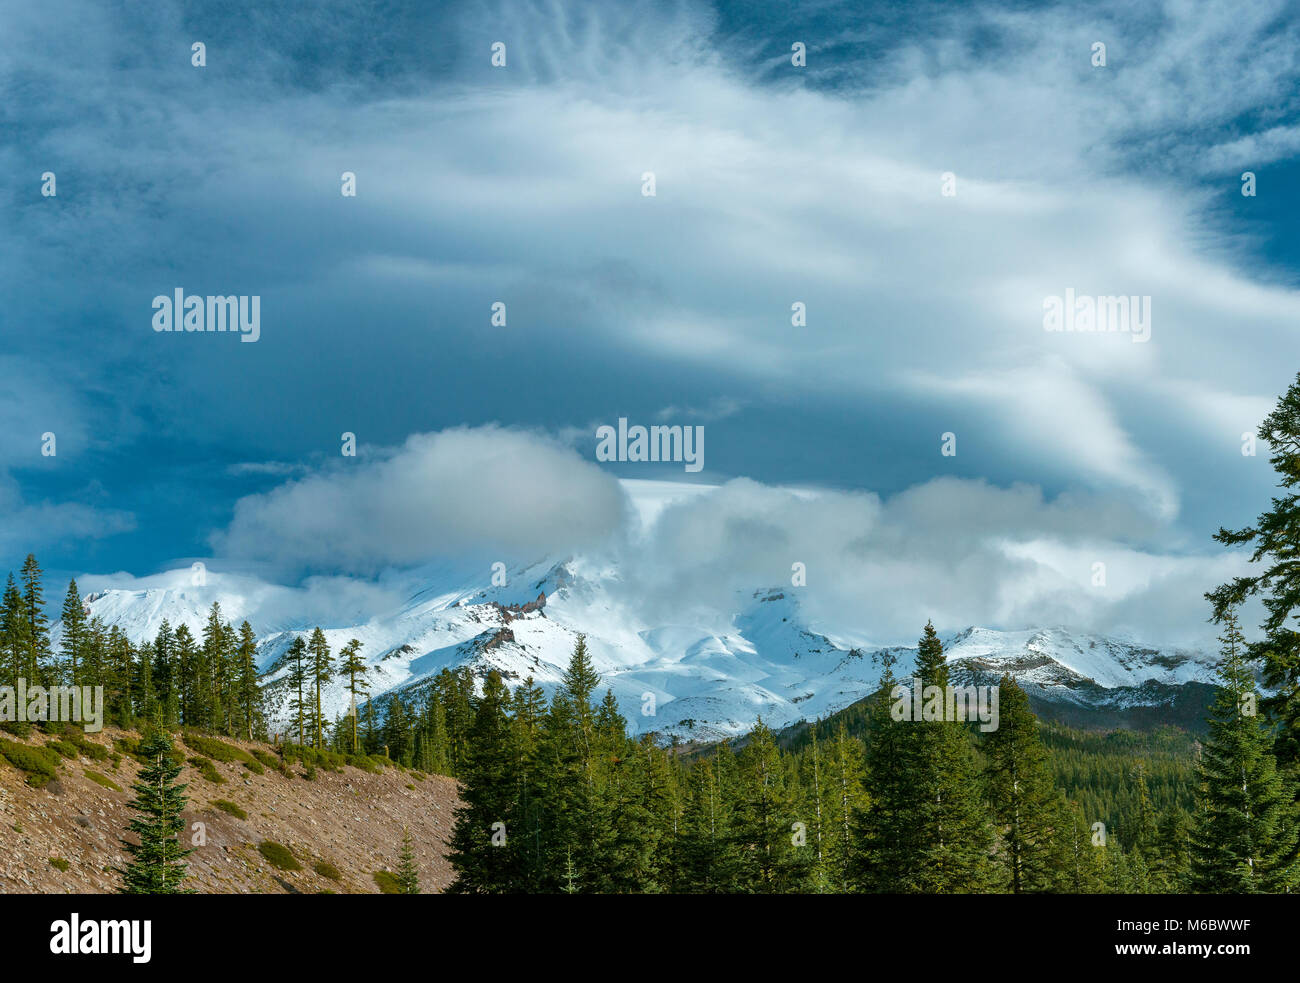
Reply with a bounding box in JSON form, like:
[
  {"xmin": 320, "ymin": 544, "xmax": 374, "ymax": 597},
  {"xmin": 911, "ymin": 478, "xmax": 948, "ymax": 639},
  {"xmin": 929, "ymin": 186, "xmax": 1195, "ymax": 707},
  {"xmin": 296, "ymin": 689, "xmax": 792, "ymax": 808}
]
[{"xmin": 0, "ymin": 727, "xmax": 458, "ymax": 894}]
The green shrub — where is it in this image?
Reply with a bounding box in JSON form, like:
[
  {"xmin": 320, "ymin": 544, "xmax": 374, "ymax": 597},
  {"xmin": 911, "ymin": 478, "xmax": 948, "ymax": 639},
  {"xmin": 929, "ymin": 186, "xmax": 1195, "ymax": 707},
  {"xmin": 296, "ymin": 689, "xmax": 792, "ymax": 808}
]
[
  {"xmin": 0, "ymin": 721, "xmax": 32, "ymax": 738},
  {"xmin": 182, "ymin": 734, "xmax": 264, "ymax": 775},
  {"xmin": 258, "ymin": 840, "xmax": 302, "ymax": 871},
  {"xmin": 301, "ymin": 766, "xmax": 317, "ymax": 781},
  {"xmin": 250, "ymin": 748, "xmax": 280, "ymax": 770},
  {"xmin": 0, "ymin": 739, "xmax": 62, "ymax": 787},
  {"xmin": 45, "ymin": 739, "xmax": 79, "ymax": 759},
  {"xmin": 48, "ymin": 857, "xmax": 70, "ymax": 872},
  {"xmin": 280, "ymin": 743, "xmax": 347, "ymax": 773},
  {"xmin": 344, "ymin": 753, "xmax": 381, "ymax": 774},
  {"xmin": 187, "ymin": 756, "xmax": 224, "ymax": 784},
  {"xmin": 84, "ymin": 770, "xmax": 122, "ymax": 793},
  {"xmin": 314, "ymin": 859, "xmax": 342, "ymax": 881},
  {"xmin": 118, "ymin": 736, "xmax": 184, "ymax": 767},
  {"xmin": 65, "ymin": 729, "xmax": 110, "ymax": 761},
  {"xmin": 373, "ymin": 870, "xmax": 402, "ymax": 894},
  {"xmin": 211, "ymin": 799, "xmax": 248, "ymax": 820}
]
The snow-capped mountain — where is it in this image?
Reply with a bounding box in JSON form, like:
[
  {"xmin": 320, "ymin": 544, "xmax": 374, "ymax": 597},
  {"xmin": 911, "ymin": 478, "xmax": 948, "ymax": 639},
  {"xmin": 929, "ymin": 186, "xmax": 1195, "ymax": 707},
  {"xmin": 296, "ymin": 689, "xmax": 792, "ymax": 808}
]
[{"xmin": 58, "ymin": 556, "xmax": 1220, "ymax": 740}]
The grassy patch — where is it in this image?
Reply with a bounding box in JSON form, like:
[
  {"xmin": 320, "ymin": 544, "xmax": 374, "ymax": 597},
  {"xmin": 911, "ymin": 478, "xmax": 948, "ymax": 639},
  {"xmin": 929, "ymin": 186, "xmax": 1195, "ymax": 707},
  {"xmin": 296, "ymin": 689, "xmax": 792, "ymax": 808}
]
[
  {"xmin": 61, "ymin": 729, "xmax": 110, "ymax": 762},
  {"xmin": 373, "ymin": 870, "xmax": 403, "ymax": 894},
  {"xmin": 258, "ymin": 840, "xmax": 302, "ymax": 871},
  {"xmin": 211, "ymin": 799, "xmax": 248, "ymax": 820},
  {"xmin": 48, "ymin": 857, "xmax": 70, "ymax": 872},
  {"xmin": 313, "ymin": 859, "xmax": 342, "ymax": 881},
  {"xmin": 84, "ymin": 770, "xmax": 122, "ymax": 793},
  {"xmin": 183, "ymin": 733, "xmax": 255, "ymax": 764},
  {"xmin": 117, "ymin": 735, "xmax": 184, "ymax": 767},
  {"xmin": 187, "ymin": 756, "xmax": 225, "ymax": 784},
  {"xmin": 250, "ymin": 748, "xmax": 280, "ymax": 770},
  {"xmin": 0, "ymin": 739, "xmax": 62, "ymax": 787},
  {"xmin": 45, "ymin": 739, "xmax": 80, "ymax": 760}
]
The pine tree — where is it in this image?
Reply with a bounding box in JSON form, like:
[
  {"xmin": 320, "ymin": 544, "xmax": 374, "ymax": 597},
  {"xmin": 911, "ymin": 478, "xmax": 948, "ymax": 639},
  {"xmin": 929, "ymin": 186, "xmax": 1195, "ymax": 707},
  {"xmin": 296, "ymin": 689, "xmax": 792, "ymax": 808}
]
[
  {"xmin": 1131, "ymin": 761, "xmax": 1159, "ymax": 866},
  {"xmin": 151, "ymin": 621, "xmax": 178, "ymax": 728},
  {"xmin": 59, "ymin": 579, "xmax": 86, "ymax": 686},
  {"xmin": 174, "ymin": 624, "xmax": 198, "ymax": 727},
  {"xmin": 199, "ymin": 603, "xmax": 229, "ymax": 732},
  {"xmin": 336, "ymin": 638, "xmax": 368, "ymax": 753},
  {"xmin": 396, "ymin": 827, "xmax": 420, "ymax": 894},
  {"xmin": 507, "ymin": 676, "xmax": 547, "ymax": 887},
  {"xmin": 1150, "ymin": 806, "xmax": 1191, "ymax": 892},
  {"xmin": 733, "ymin": 718, "xmax": 810, "ymax": 892},
  {"xmin": 983, "ymin": 675, "xmax": 1058, "ymax": 893},
  {"xmin": 827, "ymin": 720, "xmax": 866, "ymax": 891},
  {"xmin": 106, "ymin": 626, "xmax": 135, "ymax": 727},
  {"xmin": 115, "ymin": 730, "xmax": 194, "ymax": 894},
  {"xmin": 446, "ymin": 671, "xmax": 518, "ymax": 893},
  {"xmin": 19, "ymin": 554, "xmax": 50, "ymax": 684},
  {"xmin": 308, "ymin": 627, "xmax": 332, "ymax": 748},
  {"xmin": 0, "ymin": 574, "xmax": 28, "ymax": 689},
  {"xmin": 234, "ymin": 621, "xmax": 260, "ymax": 740},
  {"xmin": 284, "ymin": 636, "xmax": 309, "ymax": 746},
  {"xmin": 1208, "ymin": 371, "xmax": 1300, "ymax": 774},
  {"xmin": 677, "ymin": 757, "xmax": 739, "ymax": 892},
  {"xmin": 851, "ymin": 623, "xmax": 997, "ymax": 892},
  {"xmin": 1189, "ymin": 612, "xmax": 1300, "ymax": 892}
]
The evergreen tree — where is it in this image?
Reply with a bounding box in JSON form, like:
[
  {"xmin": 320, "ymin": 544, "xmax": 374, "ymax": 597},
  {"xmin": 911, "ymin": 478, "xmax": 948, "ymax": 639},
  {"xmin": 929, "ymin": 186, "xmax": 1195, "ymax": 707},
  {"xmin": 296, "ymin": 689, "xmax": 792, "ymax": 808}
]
[
  {"xmin": 174, "ymin": 624, "xmax": 198, "ymax": 727},
  {"xmin": 308, "ymin": 627, "xmax": 332, "ymax": 748},
  {"xmin": 199, "ymin": 603, "xmax": 229, "ymax": 732},
  {"xmin": 984, "ymin": 676, "xmax": 1058, "ymax": 893},
  {"xmin": 19, "ymin": 554, "xmax": 50, "ymax": 684},
  {"xmin": 445, "ymin": 671, "xmax": 518, "ymax": 893},
  {"xmin": 677, "ymin": 757, "xmax": 739, "ymax": 892},
  {"xmin": 59, "ymin": 578, "xmax": 86, "ymax": 685},
  {"xmin": 336, "ymin": 638, "xmax": 368, "ymax": 753},
  {"xmin": 0, "ymin": 574, "xmax": 28, "ymax": 688},
  {"xmin": 827, "ymin": 720, "xmax": 866, "ymax": 891},
  {"xmin": 284, "ymin": 636, "xmax": 309, "ymax": 745},
  {"xmin": 1189, "ymin": 612, "xmax": 1300, "ymax": 892},
  {"xmin": 851, "ymin": 623, "xmax": 997, "ymax": 892},
  {"xmin": 115, "ymin": 730, "xmax": 194, "ymax": 894},
  {"xmin": 151, "ymin": 621, "xmax": 178, "ymax": 728},
  {"xmin": 733, "ymin": 719, "xmax": 810, "ymax": 892},
  {"xmin": 1208, "ymin": 371, "xmax": 1300, "ymax": 774},
  {"xmin": 234, "ymin": 621, "xmax": 260, "ymax": 740},
  {"xmin": 396, "ymin": 827, "xmax": 420, "ymax": 894}
]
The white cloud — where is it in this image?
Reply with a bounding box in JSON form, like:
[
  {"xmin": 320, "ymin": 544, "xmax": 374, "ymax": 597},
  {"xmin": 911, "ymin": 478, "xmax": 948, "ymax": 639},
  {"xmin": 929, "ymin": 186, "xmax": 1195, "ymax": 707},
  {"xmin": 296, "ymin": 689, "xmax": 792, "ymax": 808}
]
[{"xmin": 213, "ymin": 426, "xmax": 630, "ymax": 573}]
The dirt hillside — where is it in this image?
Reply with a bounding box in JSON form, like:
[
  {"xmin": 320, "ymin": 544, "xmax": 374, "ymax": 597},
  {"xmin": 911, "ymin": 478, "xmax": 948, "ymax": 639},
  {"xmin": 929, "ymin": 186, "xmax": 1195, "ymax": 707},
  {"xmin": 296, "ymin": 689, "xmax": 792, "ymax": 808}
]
[{"xmin": 0, "ymin": 726, "xmax": 460, "ymax": 894}]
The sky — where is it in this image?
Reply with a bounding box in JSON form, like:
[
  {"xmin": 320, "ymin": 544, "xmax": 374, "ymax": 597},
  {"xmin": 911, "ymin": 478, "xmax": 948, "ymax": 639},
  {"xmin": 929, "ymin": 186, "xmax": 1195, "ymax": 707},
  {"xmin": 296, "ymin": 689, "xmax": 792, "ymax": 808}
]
[{"xmin": 3, "ymin": 0, "xmax": 1300, "ymax": 647}]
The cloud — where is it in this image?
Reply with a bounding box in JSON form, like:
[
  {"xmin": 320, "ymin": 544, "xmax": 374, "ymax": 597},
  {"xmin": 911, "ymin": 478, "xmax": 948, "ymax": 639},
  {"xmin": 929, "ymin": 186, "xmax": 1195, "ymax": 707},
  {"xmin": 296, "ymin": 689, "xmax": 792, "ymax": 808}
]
[
  {"xmin": 213, "ymin": 426, "xmax": 630, "ymax": 573},
  {"xmin": 619, "ymin": 475, "xmax": 1241, "ymax": 647},
  {"xmin": 207, "ymin": 429, "xmax": 1242, "ymax": 648}
]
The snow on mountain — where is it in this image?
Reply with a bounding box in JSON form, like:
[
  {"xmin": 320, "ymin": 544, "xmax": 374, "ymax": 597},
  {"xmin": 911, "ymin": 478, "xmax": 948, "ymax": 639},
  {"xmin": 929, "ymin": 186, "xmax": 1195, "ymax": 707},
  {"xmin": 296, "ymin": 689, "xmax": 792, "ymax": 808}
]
[{"xmin": 62, "ymin": 555, "xmax": 1219, "ymax": 740}]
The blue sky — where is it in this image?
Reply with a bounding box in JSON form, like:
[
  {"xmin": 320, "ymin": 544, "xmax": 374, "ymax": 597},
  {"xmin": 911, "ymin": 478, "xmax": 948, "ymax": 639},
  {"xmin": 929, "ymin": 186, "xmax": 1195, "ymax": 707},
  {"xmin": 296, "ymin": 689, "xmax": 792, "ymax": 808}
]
[{"xmin": 4, "ymin": 0, "xmax": 1300, "ymax": 645}]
